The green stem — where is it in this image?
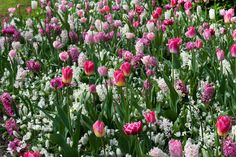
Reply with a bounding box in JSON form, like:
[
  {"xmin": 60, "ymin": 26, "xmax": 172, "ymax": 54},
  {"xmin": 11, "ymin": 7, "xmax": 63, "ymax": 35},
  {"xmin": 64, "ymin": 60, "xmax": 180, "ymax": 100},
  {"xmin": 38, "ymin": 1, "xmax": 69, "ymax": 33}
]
[{"xmin": 172, "ymin": 53, "xmax": 175, "ymax": 85}]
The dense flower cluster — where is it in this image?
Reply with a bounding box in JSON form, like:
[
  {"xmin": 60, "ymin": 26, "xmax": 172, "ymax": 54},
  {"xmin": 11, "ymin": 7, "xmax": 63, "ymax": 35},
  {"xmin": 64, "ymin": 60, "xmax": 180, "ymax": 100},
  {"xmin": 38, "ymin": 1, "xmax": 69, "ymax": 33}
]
[{"xmin": 1, "ymin": 0, "xmax": 236, "ymax": 156}]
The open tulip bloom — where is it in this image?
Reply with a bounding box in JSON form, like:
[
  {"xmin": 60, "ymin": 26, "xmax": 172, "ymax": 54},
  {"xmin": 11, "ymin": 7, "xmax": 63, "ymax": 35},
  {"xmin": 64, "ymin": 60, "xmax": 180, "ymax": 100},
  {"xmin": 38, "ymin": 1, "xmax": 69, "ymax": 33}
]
[{"xmin": 1, "ymin": 0, "xmax": 236, "ymax": 157}]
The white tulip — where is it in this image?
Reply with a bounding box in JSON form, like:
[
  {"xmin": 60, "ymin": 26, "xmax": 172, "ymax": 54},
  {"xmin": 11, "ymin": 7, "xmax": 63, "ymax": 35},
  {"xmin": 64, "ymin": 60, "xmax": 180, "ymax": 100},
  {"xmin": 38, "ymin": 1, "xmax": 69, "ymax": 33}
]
[
  {"xmin": 31, "ymin": 1, "xmax": 38, "ymax": 10},
  {"xmin": 209, "ymin": 9, "xmax": 215, "ymax": 20}
]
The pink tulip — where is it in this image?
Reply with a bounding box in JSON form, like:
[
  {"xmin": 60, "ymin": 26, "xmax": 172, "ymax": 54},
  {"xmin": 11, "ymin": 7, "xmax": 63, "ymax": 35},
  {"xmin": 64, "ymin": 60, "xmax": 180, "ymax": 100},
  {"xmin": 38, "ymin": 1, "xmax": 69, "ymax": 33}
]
[
  {"xmin": 120, "ymin": 62, "xmax": 131, "ymax": 77},
  {"xmin": 216, "ymin": 48, "xmax": 225, "ymax": 61},
  {"xmin": 224, "ymin": 9, "xmax": 234, "ymax": 23},
  {"xmin": 9, "ymin": 50, "xmax": 17, "ymax": 60},
  {"xmin": 185, "ymin": 26, "xmax": 196, "ymax": 38},
  {"xmin": 8, "ymin": 8, "xmax": 16, "ymax": 14},
  {"xmin": 123, "ymin": 121, "xmax": 142, "ymax": 135},
  {"xmin": 152, "ymin": 7, "xmax": 162, "ymax": 19},
  {"xmin": 203, "ymin": 28, "xmax": 214, "ymax": 40},
  {"xmin": 59, "ymin": 51, "xmax": 69, "ymax": 62},
  {"xmin": 113, "ymin": 70, "xmax": 125, "ymax": 87},
  {"xmin": 93, "ymin": 120, "xmax": 106, "ymax": 137},
  {"xmin": 24, "ymin": 151, "xmax": 40, "ymax": 157},
  {"xmin": 232, "ymin": 30, "xmax": 236, "ymax": 41},
  {"xmin": 230, "ymin": 44, "xmax": 236, "ymax": 57},
  {"xmin": 184, "ymin": 1, "xmax": 192, "ymax": 10},
  {"xmin": 216, "ymin": 115, "xmax": 231, "ymax": 136},
  {"xmin": 147, "ymin": 32, "xmax": 155, "ymax": 41},
  {"xmin": 168, "ymin": 37, "xmax": 182, "ymax": 53},
  {"xmin": 62, "ymin": 67, "xmax": 73, "ymax": 84},
  {"xmin": 143, "ymin": 111, "xmax": 156, "ymax": 123},
  {"xmin": 194, "ymin": 39, "xmax": 203, "ymax": 49},
  {"xmin": 84, "ymin": 60, "xmax": 95, "ymax": 76}
]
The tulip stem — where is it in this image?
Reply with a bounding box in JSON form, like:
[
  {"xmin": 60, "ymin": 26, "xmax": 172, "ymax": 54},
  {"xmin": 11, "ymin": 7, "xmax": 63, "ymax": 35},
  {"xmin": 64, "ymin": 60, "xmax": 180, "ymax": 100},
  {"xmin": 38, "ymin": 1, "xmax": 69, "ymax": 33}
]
[
  {"xmin": 101, "ymin": 138, "xmax": 106, "ymax": 157},
  {"xmin": 172, "ymin": 54, "xmax": 175, "ymax": 85}
]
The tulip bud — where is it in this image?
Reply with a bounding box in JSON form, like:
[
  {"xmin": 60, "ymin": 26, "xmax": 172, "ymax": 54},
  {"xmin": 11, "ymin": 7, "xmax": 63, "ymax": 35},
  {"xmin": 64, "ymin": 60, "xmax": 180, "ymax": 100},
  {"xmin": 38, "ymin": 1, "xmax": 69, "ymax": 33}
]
[
  {"xmin": 143, "ymin": 111, "xmax": 156, "ymax": 123},
  {"xmin": 120, "ymin": 62, "xmax": 131, "ymax": 77},
  {"xmin": 84, "ymin": 60, "xmax": 95, "ymax": 76},
  {"xmin": 59, "ymin": 51, "xmax": 69, "ymax": 62},
  {"xmin": 230, "ymin": 44, "xmax": 236, "ymax": 57},
  {"xmin": 113, "ymin": 70, "xmax": 125, "ymax": 87},
  {"xmin": 123, "ymin": 121, "xmax": 142, "ymax": 135},
  {"xmin": 216, "ymin": 48, "xmax": 225, "ymax": 61},
  {"xmin": 31, "ymin": 1, "xmax": 38, "ymax": 10},
  {"xmin": 24, "ymin": 151, "xmax": 40, "ymax": 157},
  {"xmin": 216, "ymin": 115, "xmax": 231, "ymax": 136},
  {"xmin": 93, "ymin": 120, "xmax": 106, "ymax": 138},
  {"xmin": 62, "ymin": 67, "xmax": 73, "ymax": 84}
]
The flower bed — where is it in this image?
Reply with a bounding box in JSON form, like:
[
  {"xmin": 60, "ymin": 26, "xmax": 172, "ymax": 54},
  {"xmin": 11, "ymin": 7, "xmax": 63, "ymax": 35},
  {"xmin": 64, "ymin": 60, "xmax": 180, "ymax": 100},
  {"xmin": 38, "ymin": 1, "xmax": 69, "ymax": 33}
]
[{"xmin": 1, "ymin": 0, "xmax": 236, "ymax": 156}]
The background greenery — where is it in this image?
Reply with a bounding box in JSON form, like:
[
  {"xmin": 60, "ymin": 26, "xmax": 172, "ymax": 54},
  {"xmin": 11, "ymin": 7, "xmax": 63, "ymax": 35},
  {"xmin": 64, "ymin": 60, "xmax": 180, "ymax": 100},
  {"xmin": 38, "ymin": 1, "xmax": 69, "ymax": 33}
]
[{"xmin": 0, "ymin": 0, "xmax": 30, "ymax": 15}]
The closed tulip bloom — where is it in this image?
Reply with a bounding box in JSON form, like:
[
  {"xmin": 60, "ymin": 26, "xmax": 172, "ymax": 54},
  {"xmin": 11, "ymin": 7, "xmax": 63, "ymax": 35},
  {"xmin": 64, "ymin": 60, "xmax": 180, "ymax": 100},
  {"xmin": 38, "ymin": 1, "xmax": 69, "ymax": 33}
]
[
  {"xmin": 232, "ymin": 30, "xmax": 236, "ymax": 41},
  {"xmin": 209, "ymin": 9, "xmax": 215, "ymax": 20},
  {"xmin": 152, "ymin": 7, "xmax": 162, "ymax": 19},
  {"xmin": 168, "ymin": 37, "xmax": 182, "ymax": 54},
  {"xmin": 184, "ymin": 1, "xmax": 192, "ymax": 10},
  {"xmin": 93, "ymin": 120, "xmax": 105, "ymax": 137},
  {"xmin": 169, "ymin": 139, "xmax": 183, "ymax": 157},
  {"xmin": 216, "ymin": 115, "xmax": 231, "ymax": 136},
  {"xmin": 123, "ymin": 121, "xmax": 142, "ymax": 135},
  {"xmin": 31, "ymin": 1, "xmax": 38, "ymax": 10},
  {"xmin": 194, "ymin": 39, "xmax": 203, "ymax": 49},
  {"xmin": 84, "ymin": 60, "xmax": 95, "ymax": 76},
  {"xmin": 216, "ymin": 48, "xmax": 225, "ymax": 61},
  {"xmin": 9, "ymin": 50, "xmax": 17, "ymax": 60},
  {"xmin": 185, "ymin": 26, "xmax": 196, "ymax": 38},
  {"xmin": 62, "ymin": 67, "xmax": 73, "ymax": 84},
  {"xmin": 120, "ymin": 62, "xmax": 131, "ymax": 77},
  {"xmin": 114, "ymin": 70, "xmax": 125, "ymax": 87},
  {"xmin": 59, "ymin": 51, "xmax": 69, "ymax": 62},
  {"xmin": 143, "ymin": 111, "xmax": 156, "ymax": 123},
  {"xmin": 230, "ymin": 44, "xmax": 236, "ymax": 57},
  {"xmin": 24, "ymin": 151, "xmax": 40, "ymax": 157}
]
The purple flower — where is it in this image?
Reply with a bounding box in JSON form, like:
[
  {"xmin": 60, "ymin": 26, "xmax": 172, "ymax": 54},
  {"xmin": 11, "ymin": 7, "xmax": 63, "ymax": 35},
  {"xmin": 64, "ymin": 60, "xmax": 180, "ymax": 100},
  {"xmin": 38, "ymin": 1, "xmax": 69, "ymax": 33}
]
[
  {"xmin": 169, "ymin": 139, "xmax": 183, "ymax": 157},
  {"xmin": 69, "ymin": 47, "xmax": 80, "ymax": 62},
  {"xmin": 223, "ymin": 137, "xmax": 236, "ymax": 157},
  {"xmin": 50, "ymin": 77, "xmax": 64, "ymax": 90},
  {"xmin": 201, "ymin": 83, "xmax": 215, "ymax": 104},
  {"xmin": 175, "ymin": 80, "xmax": 189, "ymax": 97},
  {"xmin": 69, "ymin": 31, "xmax": 79, "ymax": 43},
  {"xmin": 5, "ymin": 118, "xmax": 18, "ymax": 136},
  {"xmin": 0, "ymin": 92, "xmax": 14, "ymax": 116},
  {"xmin": 26, "ymin": 60, "xmax": 41, "ymax": 73}
]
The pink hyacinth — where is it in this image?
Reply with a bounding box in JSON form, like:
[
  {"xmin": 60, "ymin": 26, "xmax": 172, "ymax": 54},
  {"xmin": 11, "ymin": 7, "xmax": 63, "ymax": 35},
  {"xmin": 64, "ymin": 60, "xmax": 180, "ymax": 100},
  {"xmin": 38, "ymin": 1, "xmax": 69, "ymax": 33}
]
[
  {"xmin": 201, "ymin": 83, "xmax": 215, "ymax": 104},
  {"xmin": 89, "ymin": 84, "xmax": 97, "ymax": 93},
  {"xmin": 97, "ymin": 66, "xmax": 108, "ymax": 77},
  {"xmin": 185, "ymin": 26, "xmax": 196, "ymax": 38},
  {"xmin": 0, "ymin": 92, "xmax": 14, "ymax": 116},
  {"xmin": 143, "ymin": 80, "xmax": 151, "ymax": 90},
  {"xmin": 69, "ymin": 47, "xmax": 80, "ymax": 62},
  {"xmin": 168, "ymin": 37, "xmax": 182, "ymax": 54},
  {"xmin": 142, "ymin": 55, "xmax": 157, "ymax": 68},
  {"xmin": 143, "ymin": 111, "xmax": 156, "ymax": 123},
  {"xmin": 123, "ymin": 121, "xmax": 142, "ymax": 135},
  {"xmin": 230, "ymin": 44, "xmax": 236, "ymax": 57},
  {"xmin": 5, "ymin": 118, "xmax": 18, "ymax": 136},
  {"xmin": 169, "ymin": 139, "xmax": 183, "ymax": 157},
  {"xmin": 223, "ymin": 137, "xmax": 236, "ymax": 157},
  {"xmin": 50, "ymin": 77, "xmax": 64, "ymax": 90},
  {"xmin": 26, "ymin": 60, "xmax": 41, "ymax": 73},
  {"xmin": 175, "ymin": 80, "xmax": 189, "ymax": 97}
]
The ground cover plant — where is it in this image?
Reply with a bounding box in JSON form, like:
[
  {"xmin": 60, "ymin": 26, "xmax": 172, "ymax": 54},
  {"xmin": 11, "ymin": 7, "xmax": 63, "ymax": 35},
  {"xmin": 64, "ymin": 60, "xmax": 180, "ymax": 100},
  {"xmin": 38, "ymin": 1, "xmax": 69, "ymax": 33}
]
[{"xmin": 1, "ymin": 0, "xmax": 236, "ymax": 156}]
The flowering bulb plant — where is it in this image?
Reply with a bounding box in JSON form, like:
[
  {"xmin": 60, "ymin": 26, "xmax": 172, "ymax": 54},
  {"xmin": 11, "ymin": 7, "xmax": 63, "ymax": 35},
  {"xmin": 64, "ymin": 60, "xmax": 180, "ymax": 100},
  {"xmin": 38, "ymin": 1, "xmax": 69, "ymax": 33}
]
[{"xmin": 1, "ymin": 0, "xmax": 236, "ymax": 156}]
